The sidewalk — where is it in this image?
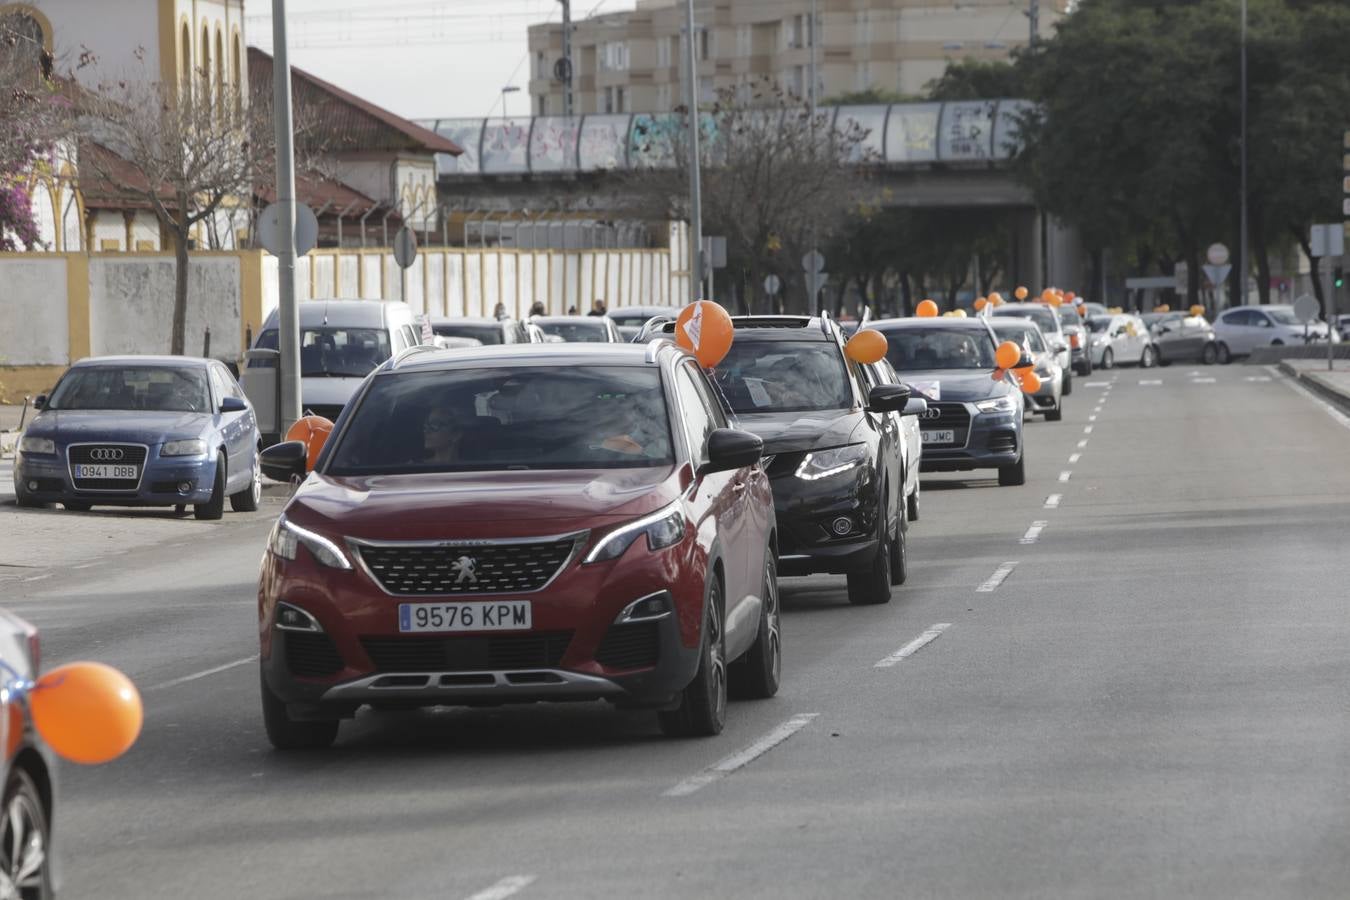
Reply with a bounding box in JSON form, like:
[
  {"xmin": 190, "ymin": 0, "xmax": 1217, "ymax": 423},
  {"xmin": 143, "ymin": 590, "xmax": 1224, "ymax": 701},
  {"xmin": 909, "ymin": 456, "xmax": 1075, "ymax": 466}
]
[{"xmin": 1279, "ymin": 358, "xmax": 1350, "ymax": 416}]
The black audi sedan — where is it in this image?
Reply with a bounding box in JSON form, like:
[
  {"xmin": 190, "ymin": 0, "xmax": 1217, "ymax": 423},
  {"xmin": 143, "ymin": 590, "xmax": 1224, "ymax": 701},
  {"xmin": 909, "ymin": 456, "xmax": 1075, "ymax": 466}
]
[
  {"xmin": 700, "ymin": 316, "xmax": 915, "ymax": 606},
  {"xmin": 865, "ymin": 318, "xmax": 1027, "ymax": 486}
]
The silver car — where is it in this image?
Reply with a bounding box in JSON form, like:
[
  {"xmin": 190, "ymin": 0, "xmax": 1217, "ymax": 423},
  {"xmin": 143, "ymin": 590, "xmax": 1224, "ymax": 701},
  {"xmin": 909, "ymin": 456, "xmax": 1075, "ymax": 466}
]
[
  {"xmin": 1087, "ymin": 314, "xmax": 1158, "ymax": 369},
  {"xmin": 992, "ymin": 303, "xmax": 1074, "ymax": 395},
  {"xmin": 1211, "ymin": 305, "xmax": 1338, "ymax": 363},
  {"xmin": 1141, "ymin": 312, "xmax": 1217, "ymax": 365},
  {"xmin": 991, "ymin": 319, "xmax": 1064, "ymax": 421}
]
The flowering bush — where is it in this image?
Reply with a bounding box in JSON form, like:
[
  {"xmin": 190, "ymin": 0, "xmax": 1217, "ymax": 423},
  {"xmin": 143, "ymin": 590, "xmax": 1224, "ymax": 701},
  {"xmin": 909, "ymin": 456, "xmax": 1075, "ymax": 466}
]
[{"xmin": 0, "ymin": 180, "xmax": 41, "ymax": 251}]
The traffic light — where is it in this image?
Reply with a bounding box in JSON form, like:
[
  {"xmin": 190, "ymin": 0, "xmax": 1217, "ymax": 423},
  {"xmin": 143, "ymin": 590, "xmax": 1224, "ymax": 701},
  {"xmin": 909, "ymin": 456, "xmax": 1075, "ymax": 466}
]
[{"xmin": 1335, "ymin": 266, "xmax": 1345, "ymax": 290}]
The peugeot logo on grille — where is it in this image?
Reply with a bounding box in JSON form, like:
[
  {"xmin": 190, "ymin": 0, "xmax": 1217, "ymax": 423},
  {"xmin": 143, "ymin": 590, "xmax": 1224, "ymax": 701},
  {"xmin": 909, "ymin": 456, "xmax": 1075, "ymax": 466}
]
[
  {"xmin": 919, "ymin": 408, "xmax": 942, "ymax": 420},
  {"xmin": 451, "ymin": 556, "xmax": 479, "ymax": 584},
  {"xmin": 90, "ymin": 448, "xmax": 125, "ymax": 461}
]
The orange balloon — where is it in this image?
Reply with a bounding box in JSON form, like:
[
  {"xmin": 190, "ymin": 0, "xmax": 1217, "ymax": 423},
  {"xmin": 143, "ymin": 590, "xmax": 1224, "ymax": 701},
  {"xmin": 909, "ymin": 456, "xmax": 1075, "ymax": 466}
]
[
  {"xmin": 30, "ymin": 662, "xmax": 142, "ymax": 765},
  {"xmin": 951, "ymin": 308, "xmax": 968, "ymax": 318},
  {"xmin": 988, "ymin": 292, "xmax": 1004, "ymax": 305},
  {"xmin": 1066, "ymin": 292, "xmax": 1077, "ymax": 302},
  {"xmin": 916, "ymin": 299, "xmax": 939, "ymax": 318},
  {"xmin": 1041, "ymin": 288, "xmax": 1056, "ymax": 303},
  {"xmin": 674, "ymin": 300, "xmax": 734, "ymax": 368},
  {"xmin": 1014, "ymin": 286, "xmax": 1029, "ymax": 301},
  {"xmin": 845, "ymin": 329, "xmax": 888, "ymax": 364},
  {"xmin": 1019, "ymin": 370, "xmax": 1043, "ymax": 394},
  {"xmin": 974, "ymin": 298, "xmax": 988, "ymax": 312},
  {"xmin": 1077, "ymin": 305, "xmax": 1088, "ymax": 317},
  {"xmin": 1190, "ymin": 304, "xmax": 1205, "ymax": 317},
  {"xmin": 996, "ymin": 340, "xmax": 1022, "ymax": 371},
  {"xmin": 285, "ymin": 415, "xmax": 335, "ymax": 471}
]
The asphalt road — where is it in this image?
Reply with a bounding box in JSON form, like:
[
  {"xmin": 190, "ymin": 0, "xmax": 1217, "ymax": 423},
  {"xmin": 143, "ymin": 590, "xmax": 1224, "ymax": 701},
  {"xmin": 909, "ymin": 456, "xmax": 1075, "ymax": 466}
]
[{"xmin": 7, "ymin": 364, "xmax": 1350, "ymax": 899}]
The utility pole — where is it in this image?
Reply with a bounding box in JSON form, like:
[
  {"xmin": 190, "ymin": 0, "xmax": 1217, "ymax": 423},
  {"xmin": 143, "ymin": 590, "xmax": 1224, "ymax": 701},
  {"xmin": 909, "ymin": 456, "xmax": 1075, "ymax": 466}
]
[
  {"xmin": 560, "ymin": 0, "xmax": 574, "ymax": 118},
  {"xmin": 808, "ymin": 0, "xmax": 820, "ymax": 312},
  {"xmin": 1237, "ymin": 0, "xmax": 1249, "ymax": 308},
  {"xmin": 1028, "ymin": 0, "xmax": 1039, "ymax": 48},
  {"xmin": 683, "ymin": 0, "xmax": 704, "ymax": 305},
  {"xmin": 271, "ymin": 0, "xmax": 301, "ymax": 435}
]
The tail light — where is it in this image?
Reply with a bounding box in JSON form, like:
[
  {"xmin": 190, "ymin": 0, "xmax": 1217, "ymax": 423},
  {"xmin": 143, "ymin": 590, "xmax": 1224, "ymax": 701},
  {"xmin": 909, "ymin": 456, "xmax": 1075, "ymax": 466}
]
[{"xmin": 1070, "ymin": 334, "xmax": 1081, "ymax": 349}]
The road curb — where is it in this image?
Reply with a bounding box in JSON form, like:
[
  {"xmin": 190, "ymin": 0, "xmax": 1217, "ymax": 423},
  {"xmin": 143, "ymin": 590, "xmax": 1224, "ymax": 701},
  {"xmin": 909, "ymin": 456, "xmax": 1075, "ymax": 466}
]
[{"xmin": 1279, "ymin": 362, "xmax": 1350, "ymax": 418}]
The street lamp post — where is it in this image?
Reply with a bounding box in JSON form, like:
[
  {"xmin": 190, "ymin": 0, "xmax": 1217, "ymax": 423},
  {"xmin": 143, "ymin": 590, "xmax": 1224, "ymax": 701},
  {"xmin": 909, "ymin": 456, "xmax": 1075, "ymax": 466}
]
[
  {"xmin": 500, "ymin": 85, "xmax": 521, "ymax": 118},
  {"xmin": 682, "ymin": 0, "xmax": 703, "ymax": 307},
  {"xmin": 270, "ymin": 0, "xmax": 301, "ymax": 436},
  {"xmin": 1238, "ymin": 0, "xmax": 1249, "ymax": 309}
]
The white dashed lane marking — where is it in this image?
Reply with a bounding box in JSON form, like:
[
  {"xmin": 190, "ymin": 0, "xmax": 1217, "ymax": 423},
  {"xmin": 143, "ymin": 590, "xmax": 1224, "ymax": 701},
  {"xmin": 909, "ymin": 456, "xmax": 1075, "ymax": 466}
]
[
  {"xmin": 874, "ymin": 624, "xmax": 952, "ymax": 668},
  {"xmin": 463, "ymin": 876, "xmax": 537, "ymax": 900},
  {"xmin": 1077, "ymin": 439, "xmax": 1088, "ymax": 448},
  {"xmin": 1069, "ymin": 453, "xmax": 1081, "ymax": 464},
  {"xmin": 664, "ymin": 714, "xmax": 820, "ymax": 797},
  {"xmin": 977, "ymin": 561, "xmax": 1020, "ymax": 593},
  {"xmin": 1044, "ymin": 494, "xmax": 1062, "ymax": 509},
  {"xmin": 1140, "ymin": 380, "xmax": 1163, "ymax": 386},
  {"xmin": 1019, "ymin": 521, "xmax": 1048, "ymax": 545},
  {"xmin": 1058, "ymin": 471, "xmax": 1073, "ymax": 482},
  {"xmin": 1085, "ymin": 382, "xmax": 1111, "ymax": 388},
  {"xmin": 1191, "ymin": 377, "xmax": 1216, "ymax": 384},
  {"xmin": 1246, "ymin": 376, "xmax": 1272, "ymax": 382},
  {"xmin": 1084, "ymin": 425, "xmax": 1094, "ymax": 434}
]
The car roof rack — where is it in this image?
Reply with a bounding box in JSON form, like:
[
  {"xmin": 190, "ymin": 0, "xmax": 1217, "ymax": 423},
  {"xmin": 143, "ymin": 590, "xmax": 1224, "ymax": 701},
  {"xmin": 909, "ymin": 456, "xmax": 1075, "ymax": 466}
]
[{"xmin": 386, "ymin": 344, "xmax": 444, "ymax": 370}]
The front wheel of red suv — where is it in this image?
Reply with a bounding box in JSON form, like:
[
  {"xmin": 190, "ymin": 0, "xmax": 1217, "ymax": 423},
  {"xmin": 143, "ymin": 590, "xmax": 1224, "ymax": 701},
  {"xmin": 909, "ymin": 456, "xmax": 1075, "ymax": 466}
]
[
  {"xmin": 659, "ymin": 577, "xmax": 727, "ymax": 738},
  {"xmin": 731, "ymin": 554, "xmax": 781, "ymax": 700},
  {"xmin": 261, "ymin": 674, "xmax": 339, "ymax": 750}
]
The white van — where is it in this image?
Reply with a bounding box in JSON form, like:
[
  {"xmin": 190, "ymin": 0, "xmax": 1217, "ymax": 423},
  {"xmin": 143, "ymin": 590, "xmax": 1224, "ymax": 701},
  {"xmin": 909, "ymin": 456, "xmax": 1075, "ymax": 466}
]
[{"xmin": 242, "ymin": 299, "xmax": 420, "ymax": 442}]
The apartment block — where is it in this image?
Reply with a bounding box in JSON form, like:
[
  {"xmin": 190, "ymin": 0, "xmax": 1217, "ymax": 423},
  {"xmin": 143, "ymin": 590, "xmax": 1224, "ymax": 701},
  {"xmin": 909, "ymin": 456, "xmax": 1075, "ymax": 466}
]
[{"xmin": 528, "ymin": 0, "xmax": 1070, "ymax": 116}]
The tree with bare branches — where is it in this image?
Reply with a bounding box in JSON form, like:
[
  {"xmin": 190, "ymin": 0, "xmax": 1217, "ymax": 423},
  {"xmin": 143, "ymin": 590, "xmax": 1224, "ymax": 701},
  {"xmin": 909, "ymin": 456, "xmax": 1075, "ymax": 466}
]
[{"xmin": 623, "ymin": 80, "xmax": 872, "ymax": 314}]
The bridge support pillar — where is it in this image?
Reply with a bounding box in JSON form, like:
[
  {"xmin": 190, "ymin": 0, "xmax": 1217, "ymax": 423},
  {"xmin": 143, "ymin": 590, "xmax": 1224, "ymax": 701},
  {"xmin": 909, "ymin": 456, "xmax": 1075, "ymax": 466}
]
[
  {"xmin": 1011, "ymin": 211, "xmax": 1083, "ymax": 292},
  {"xmin": 1011, "ymin": 209, "xmax": 1043, "ymax": 290}
]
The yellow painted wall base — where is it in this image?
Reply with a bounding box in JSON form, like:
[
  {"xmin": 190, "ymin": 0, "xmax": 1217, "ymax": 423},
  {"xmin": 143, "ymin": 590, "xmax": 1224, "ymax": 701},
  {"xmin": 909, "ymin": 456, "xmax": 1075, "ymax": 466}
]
[{"xmin": 0, "ymin": 366, "xmax": 66, "ymax": 403}]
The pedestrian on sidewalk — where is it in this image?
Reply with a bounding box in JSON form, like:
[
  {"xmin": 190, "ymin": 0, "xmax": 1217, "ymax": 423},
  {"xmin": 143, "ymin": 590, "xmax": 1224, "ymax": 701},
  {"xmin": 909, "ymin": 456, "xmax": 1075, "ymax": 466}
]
[{"xmin": 589, "ymin": 299, "xmax": 608, "ymax": 317}]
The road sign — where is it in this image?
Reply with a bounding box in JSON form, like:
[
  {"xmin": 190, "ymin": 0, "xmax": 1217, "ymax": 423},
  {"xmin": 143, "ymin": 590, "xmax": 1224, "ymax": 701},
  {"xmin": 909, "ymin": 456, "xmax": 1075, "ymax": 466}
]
[
  {"xmin": 258, "ymin": 202, "xmax": 318, "ymax": 257},
  {"xmin": 802, "ymin": 251, "xmax": 825, "ymax": 274},
  {"xmin": 393, "ymin": 226, "xmax": 418, "ymax": 269},
  {"xmin": 1206, "ymin": 243, "xmax": 1229, "ymax": 267},
  {"xmin": 763, "ymin": 274, "xmax": 781, "ymax": 295},
  {"xmin": 1293, "ymin": 295, "xmax": 1320, "ymax": 324},
  {"xmin": 1202, "ymin": 264, "xmax": 1231, "ymax": 287},
  {"xmin": 1310, "ymin": 223, "xmax": 1345, "ymax": 259},
  {"xmin": 702, "ymin": 236, "xmax": 727, "ymax": 270}
]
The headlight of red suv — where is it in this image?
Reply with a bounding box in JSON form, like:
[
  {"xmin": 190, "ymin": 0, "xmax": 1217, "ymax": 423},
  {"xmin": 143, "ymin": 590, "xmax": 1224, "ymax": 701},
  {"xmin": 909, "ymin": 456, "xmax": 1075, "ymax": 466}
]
[
  {"xmin": 267, "ymin": 517, "xmax": 353, "ymax": 570},
  {"xmin": 583, "ymin": 501, "xmax": 687, "ymax": 564}
]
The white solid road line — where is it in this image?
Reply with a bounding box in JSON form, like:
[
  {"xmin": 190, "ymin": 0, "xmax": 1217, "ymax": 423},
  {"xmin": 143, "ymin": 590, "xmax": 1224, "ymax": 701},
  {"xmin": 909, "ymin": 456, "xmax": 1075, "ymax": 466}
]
[
  {"xmin": 463, "ymin": 876, "xmax": 537, "ymax": 900},
  {"xmin": 976, "ymin": 561, "xmax": 1019, "ymax": 593},
  {"xmin": 1019, "ymin": 521, "xmax": 1048, "ymax": 545},
  {"xmin": 149, "ymin": 655, "xmax": 259, "ymax": 691},
  {"xmin": 1044, "ymin": 494, "xmax": 1062, "ymax": 509},
  {"xmin": 874, "ymin": 623, "xmax": 952, "ymax": 668},
  {"xmin": 1275, "ymin": 366, "xmax": 1350, "ymax": 431},
  {"xmin": 1069, "ymin": 453, "xmax": 1081, "ymax": 464},
  {"xmin": 1058, "ymin": 471, "xmax": 1072, "ymax": 482},
  {"xmin": 664, "ymin": 713, "xmax": 820, "ymax": 797}
]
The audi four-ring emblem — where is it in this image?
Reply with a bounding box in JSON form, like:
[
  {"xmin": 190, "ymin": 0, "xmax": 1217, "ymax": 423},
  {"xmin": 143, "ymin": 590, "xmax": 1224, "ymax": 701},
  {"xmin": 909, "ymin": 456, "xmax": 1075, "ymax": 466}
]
[
  {"xmin": 89, "ymin": 448, "xmax": 126, "ymax": 461},
  {"xmin": 919, "ymin": 408, "xmax": 942, "ymax": 420}
]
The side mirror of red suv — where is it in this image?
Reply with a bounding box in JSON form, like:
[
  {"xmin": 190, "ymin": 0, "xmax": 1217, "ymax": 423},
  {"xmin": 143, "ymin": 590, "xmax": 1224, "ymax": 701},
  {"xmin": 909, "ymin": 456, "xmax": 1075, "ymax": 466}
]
[
  {"xmin": 698, "ymin": 428, "xmax": 763, "ymax": 476},
  {"xmin": 260, "ymin": 440, "xmax": 308, "ymax": 483}
]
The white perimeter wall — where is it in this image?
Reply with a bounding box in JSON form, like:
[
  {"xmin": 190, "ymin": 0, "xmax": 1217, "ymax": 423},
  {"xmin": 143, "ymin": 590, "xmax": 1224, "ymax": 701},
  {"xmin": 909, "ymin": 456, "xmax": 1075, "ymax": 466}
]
[{"xmin": 0, "ymin": 257, "xmax": 69, "ymax": 366}]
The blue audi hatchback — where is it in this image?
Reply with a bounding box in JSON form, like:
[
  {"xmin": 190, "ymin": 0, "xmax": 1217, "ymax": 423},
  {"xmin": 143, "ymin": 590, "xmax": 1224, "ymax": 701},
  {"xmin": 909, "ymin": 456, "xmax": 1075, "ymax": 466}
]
[{"xmin": 13, "ymin": 356, "xmax": 261, "ymax": 519}]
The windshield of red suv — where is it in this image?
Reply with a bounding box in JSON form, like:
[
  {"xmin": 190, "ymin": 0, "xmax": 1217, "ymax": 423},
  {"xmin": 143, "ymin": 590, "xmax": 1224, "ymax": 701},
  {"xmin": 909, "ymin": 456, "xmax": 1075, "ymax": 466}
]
[
  {"xmin": 712, "ymin": 341, "xmax": 853, "ymax": 414},
  {"xmin": 326, "ymin": 366, "xmax": 675, "ymax": 474}
]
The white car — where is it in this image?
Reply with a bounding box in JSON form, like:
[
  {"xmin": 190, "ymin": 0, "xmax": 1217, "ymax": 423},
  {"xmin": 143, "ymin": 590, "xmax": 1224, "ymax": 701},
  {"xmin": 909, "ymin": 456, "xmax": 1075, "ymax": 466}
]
[
  {"xmin": 992, "ymin": 304, "xmax": 1074, "ymax": 394},
  {"xmin": 990, "ymin": 319, "xmax": 1064, "ymax": 420},
  {"xmin": 1211, "ymin": 305, "xmax": 1338, "ymax": 363},
  {"xmin": 1086, "ymin": 314, "xmax": 1158, "ymax": 369}
]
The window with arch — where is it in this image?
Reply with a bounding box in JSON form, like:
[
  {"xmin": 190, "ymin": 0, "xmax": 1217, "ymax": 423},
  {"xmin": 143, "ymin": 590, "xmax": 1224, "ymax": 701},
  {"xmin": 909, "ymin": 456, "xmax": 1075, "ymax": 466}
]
[
  {"xmin": 1, "ymin": 10, "xmax": 48, "ymax": 73},
  {"xmin": 200, "ymin": 25, "xmax": 211, "ymax": 101},
  {"xmin": 180, "ymin": 22, "xmax": 191, "ymax": 89},
  {"xmin": 231, "ymin": 33, "xmax": 242, "ymax": 113},
  {"xmin": 215, "ymin": 27, "xmax": 225, "ymax": 112}
]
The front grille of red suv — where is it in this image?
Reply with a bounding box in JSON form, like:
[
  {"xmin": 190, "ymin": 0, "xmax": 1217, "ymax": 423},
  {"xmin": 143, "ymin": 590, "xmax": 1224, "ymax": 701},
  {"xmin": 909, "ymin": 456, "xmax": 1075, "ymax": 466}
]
[
  {"xmin": 353, "ymin": 535, "xmax": 584, "ymax": 596},
  {"xmin": 361, "ymin": 632, "xmax": 573, "ymax": 672}
]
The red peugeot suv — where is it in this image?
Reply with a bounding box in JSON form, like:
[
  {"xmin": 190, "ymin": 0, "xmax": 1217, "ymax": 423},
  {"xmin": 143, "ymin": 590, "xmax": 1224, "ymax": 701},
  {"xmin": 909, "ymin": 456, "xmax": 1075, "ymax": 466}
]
[{"xmin": 257, "ymin": 341, "xmax": 777, "ymax": 748}]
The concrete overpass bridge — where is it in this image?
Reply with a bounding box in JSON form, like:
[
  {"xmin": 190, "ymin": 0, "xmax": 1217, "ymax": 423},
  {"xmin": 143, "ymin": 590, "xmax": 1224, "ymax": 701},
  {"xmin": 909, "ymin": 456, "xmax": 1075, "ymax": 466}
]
[{"xmin": 415, "ymin": 99, "xmax": 1078, "ymax": 288}]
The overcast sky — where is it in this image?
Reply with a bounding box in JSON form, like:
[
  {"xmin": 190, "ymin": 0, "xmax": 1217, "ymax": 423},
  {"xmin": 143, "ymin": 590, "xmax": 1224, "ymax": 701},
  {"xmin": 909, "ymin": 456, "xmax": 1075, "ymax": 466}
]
[{"xmin": 247, "ymin": 0, "xmax": 637, "ymax": 123}]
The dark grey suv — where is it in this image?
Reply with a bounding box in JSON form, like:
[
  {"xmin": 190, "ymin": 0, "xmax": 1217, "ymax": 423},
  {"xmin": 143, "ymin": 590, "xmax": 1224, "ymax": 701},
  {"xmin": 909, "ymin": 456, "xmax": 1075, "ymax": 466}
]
[{"xmin": 866, "ymin": 318, "xmax": 1027, "ymax": 487}]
